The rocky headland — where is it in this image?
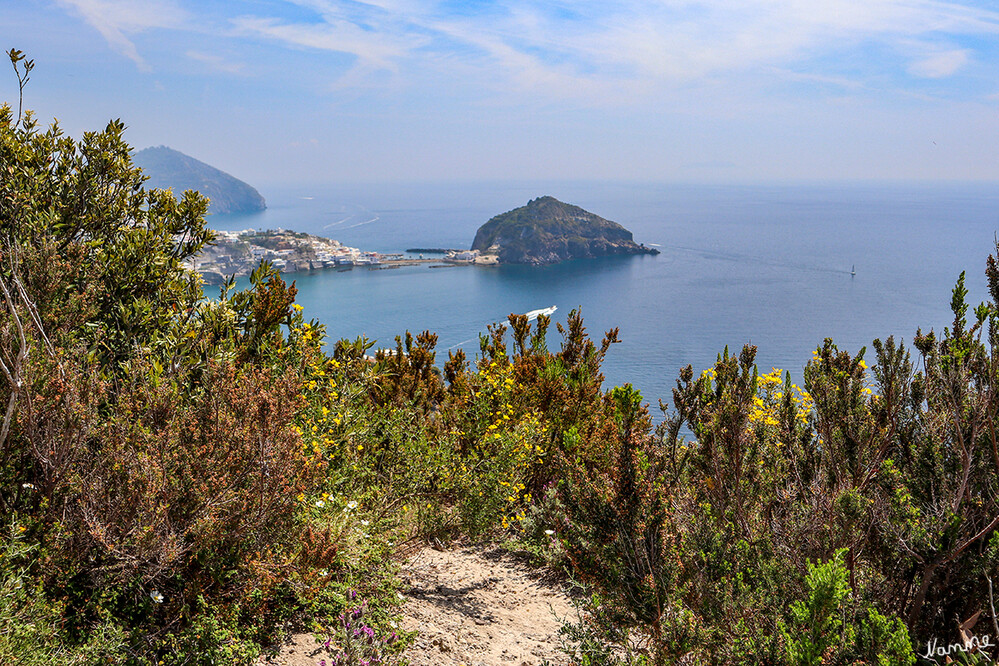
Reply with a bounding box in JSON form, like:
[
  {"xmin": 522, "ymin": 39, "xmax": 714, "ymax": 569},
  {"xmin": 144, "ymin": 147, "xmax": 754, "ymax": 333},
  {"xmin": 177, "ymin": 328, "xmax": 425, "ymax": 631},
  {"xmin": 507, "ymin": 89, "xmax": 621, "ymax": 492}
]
[{"xmin": 134, "ymin": 146, "xmax": 267, "ymax": 215}]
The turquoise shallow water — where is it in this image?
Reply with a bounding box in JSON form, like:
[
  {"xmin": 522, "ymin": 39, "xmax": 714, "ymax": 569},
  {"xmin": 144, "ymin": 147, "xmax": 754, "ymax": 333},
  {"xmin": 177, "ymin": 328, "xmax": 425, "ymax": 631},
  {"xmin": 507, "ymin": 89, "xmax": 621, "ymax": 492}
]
[{"xmin": 211, "ymin": 181, "xmax": 999, "ymax": 415}]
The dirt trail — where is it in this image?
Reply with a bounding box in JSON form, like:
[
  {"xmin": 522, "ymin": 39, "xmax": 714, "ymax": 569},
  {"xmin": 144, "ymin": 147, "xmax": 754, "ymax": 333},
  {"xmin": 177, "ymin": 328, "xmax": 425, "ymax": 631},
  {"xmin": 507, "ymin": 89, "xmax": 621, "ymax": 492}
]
[
  {"xmin": 399, "ymin": 544, "xmax": 574, "ymax": 665},
  {"xmin": 260, "ymin": 544, "xmax": 575, "ymax": 666}
]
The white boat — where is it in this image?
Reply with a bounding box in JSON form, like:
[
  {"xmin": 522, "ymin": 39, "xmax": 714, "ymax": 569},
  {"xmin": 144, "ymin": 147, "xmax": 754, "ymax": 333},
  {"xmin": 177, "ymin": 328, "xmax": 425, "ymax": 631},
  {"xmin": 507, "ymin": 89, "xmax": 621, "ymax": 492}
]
[{"xmin": 524, "ymin": 305, "xmax": 557, "ymax": 321}]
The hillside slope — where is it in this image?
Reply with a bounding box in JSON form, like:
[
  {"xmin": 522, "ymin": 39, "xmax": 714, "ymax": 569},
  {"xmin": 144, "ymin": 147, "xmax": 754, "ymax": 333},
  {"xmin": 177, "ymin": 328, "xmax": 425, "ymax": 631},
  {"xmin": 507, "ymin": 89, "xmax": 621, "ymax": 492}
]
[{"xmin": 133, "ymin": 146, "xmax": 266, "ymax": 215}]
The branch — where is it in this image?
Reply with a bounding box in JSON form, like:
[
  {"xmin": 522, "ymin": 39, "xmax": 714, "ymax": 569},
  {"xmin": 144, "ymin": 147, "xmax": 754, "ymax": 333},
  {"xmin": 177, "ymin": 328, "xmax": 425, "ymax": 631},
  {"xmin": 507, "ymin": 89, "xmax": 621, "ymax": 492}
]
[{"xmin": 0, "ymin": 268, "xmax": 28, "ymax": 452}]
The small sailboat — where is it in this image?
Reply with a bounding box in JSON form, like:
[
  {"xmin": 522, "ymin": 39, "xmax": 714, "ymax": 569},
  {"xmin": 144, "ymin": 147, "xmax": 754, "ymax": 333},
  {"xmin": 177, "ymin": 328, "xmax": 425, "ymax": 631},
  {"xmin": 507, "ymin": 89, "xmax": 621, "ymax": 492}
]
[{"xmin": 851, "ymin": 264, "xmax": 856, "ymax": 276}]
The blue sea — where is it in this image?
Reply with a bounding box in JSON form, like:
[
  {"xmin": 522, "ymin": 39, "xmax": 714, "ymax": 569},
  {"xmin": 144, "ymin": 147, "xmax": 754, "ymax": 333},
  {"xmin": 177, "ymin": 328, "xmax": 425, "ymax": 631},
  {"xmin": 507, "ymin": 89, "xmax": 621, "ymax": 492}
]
[{"xmin": 210, "ymin": 181, "xmax": 999, "ymax": 416}]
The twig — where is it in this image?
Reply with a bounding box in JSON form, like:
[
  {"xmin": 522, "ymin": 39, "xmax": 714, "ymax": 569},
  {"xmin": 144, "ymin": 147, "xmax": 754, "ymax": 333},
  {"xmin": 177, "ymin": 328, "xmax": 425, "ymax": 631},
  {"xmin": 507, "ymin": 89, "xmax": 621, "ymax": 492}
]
[{"xmin": 989, "ymin": 577, "xmax": 999, "ymax": 659}]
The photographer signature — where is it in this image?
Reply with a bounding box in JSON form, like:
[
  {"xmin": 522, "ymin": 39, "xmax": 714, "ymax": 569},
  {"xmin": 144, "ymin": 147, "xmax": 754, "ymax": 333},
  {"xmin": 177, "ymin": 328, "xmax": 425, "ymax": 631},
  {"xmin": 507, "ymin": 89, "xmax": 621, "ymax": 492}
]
[{"xmin": 921, "ymin": 634, "xmax": 994, "ymax": 663}]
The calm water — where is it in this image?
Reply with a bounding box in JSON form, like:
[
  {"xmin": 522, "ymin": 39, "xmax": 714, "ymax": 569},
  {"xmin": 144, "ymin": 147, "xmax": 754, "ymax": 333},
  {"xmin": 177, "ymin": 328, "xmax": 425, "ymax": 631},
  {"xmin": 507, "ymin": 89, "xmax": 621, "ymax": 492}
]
[{"xmin": 210, "ymin": 181, "xmax": 999, "ymax": 415}]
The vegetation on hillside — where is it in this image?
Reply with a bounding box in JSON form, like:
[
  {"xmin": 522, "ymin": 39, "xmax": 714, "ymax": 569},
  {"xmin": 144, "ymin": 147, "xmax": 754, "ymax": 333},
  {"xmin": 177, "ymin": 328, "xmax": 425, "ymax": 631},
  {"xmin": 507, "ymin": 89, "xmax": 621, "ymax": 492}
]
[{"xmin": 4, "ymin": 50, "xmax": 999, "ymax": 665}]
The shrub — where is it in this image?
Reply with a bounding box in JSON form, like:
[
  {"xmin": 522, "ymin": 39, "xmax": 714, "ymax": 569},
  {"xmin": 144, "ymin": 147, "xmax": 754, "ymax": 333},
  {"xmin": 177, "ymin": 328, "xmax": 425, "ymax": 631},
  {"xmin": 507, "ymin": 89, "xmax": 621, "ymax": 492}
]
[{"xmin": 0, "ymin": 66, "xmax": 341, "ymax": 661}]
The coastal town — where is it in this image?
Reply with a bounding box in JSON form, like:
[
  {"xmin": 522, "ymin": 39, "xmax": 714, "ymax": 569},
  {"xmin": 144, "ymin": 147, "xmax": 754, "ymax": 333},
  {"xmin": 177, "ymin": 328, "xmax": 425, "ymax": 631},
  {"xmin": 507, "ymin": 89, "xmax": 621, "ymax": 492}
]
[{"xmin": 185, "ymin": 228, "xmax": 497, "ymax": 283}]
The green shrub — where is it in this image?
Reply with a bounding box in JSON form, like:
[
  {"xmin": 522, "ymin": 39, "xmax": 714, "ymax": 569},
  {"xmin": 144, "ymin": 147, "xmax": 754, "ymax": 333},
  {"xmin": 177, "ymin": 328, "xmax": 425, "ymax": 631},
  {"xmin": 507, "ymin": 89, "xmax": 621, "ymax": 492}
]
[
  {"xmin": 0, "ymin": 522, "xmax": 126, "ymax": 664},
  {"xmin": 782, "ymin": 550, "xmax": 914, "ymax": 666}
]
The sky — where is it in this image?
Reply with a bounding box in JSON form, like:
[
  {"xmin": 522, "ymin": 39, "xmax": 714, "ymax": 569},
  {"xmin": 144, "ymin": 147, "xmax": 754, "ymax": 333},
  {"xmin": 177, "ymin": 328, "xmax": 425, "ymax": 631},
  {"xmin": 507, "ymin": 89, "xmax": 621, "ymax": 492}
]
[{"xmin": 2, "ymin": 0, "xmax": 999, "ymax": 186}]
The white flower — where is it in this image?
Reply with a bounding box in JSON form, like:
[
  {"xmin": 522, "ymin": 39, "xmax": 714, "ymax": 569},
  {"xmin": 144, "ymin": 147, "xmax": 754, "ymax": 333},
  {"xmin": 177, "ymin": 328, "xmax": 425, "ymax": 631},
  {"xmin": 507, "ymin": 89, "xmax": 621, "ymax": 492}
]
[
  {"xmin": 344, "ymin": 500, "xmax": 359, "ymax": 512},
  {"xmin": 150, "ymin": 590, "xmax": 164, "ymax": 604},
  {"xmin": 318, "ymin": 569, "xmax": 328, "ymax": 577},
  {"xmin": 545, "ymin": 529, "xmax": 555, "ymax": 536},
  {"xmin": 360, "ymin": 520, "xmax": 370, "ymax": 526},
  {"xmin": 315, "ymin": 500, "xmax": 325, "ymax": 508},
  {"xmin": 21, "ymin": 483, "xmax": 36, "ymax": 490}
]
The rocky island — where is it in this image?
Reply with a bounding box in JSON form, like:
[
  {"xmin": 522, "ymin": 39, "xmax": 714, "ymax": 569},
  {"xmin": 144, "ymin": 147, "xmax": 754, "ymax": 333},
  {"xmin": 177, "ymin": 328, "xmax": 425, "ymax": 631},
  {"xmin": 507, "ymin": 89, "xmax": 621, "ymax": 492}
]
[
  {"xmin": 470, "ymin": 196, "xmax": 659, "ymax": 265},
  {"xmin": 133, "ymin": 146, "xmax": 267, "ymax": 215}
]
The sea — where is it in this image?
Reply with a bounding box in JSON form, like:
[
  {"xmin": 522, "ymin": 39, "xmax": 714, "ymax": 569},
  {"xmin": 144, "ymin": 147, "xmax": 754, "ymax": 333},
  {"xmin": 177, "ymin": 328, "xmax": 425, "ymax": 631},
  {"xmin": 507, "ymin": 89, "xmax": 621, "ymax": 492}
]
[{"xmin": 208, "ymin": 180, "xmax": 999, "ymax": 418}]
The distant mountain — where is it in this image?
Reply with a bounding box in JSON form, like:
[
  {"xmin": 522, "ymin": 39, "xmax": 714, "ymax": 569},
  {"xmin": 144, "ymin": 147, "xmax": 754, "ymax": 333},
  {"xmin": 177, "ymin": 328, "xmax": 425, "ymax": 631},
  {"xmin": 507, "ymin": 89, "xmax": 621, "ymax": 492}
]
[
  {"xmin": 470, "ymin": 196, "xmax": 659, "ymax": 265},
  {"xmin": 133, "ymin": 146, "xmax": 266, "ymax": 215}
]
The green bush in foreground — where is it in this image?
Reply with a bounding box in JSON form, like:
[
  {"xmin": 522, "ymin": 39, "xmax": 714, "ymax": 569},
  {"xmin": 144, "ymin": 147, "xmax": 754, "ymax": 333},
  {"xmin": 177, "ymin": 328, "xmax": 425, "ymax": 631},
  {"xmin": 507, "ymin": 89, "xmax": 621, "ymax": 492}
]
[
  {"xmin": 0, "ymin": 55, "xmax": 376, "ymax": 661},
  {"xmin": 782, "ymin": 550, "xmax": 914, "ymax": 666}
]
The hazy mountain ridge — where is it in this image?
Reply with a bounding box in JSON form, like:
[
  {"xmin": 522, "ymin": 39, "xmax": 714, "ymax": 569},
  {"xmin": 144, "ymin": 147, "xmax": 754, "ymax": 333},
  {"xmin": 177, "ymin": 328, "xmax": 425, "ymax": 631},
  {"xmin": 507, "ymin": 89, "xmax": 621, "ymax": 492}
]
[
  {"xmin": 133, "ymin": 146, "xmax": 266, "ymax": 215},
  {"xmin": 470, "ymin": 195, "xmax": 659, "ymax": 265}
]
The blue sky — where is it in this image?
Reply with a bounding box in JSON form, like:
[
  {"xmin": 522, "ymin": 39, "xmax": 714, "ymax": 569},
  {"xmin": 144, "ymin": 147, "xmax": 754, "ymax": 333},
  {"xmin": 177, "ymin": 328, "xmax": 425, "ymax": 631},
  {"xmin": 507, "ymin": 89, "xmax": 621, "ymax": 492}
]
[{"xmin": 3, "ymin": 0, "xmax": 999, "ymax": 185}]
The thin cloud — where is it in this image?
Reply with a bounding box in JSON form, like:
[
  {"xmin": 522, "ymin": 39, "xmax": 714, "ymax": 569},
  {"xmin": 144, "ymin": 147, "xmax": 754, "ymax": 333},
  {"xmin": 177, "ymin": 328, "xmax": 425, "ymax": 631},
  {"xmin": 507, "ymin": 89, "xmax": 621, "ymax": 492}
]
[
  {"xmin": 506, "ymin": 0, "xmax": 999, "ymax": 83},
  {"xmin": 769, "ymin": 68, "xmax": 869, "ymax": 91},
  {"xmin": 186, "ymin": 51, "xmax": 246, "ymax": 76},
  {"xmin": 231, "ymin": 14, "xmax": 429, "ymax": 71},
  {"xmin": 907, "ymin": 48, "xmax": 970, "ymax": 78},
  {"xmin": 67, "ymin": 0, "xmax": 999, "ymax": 98},
  {"xmin": 236, "ymin": 0, "xmax": 999, "ymax": 100},
  {"xmin": 55, "ymin": 0, "xmax": 186, "ymax": 71}
]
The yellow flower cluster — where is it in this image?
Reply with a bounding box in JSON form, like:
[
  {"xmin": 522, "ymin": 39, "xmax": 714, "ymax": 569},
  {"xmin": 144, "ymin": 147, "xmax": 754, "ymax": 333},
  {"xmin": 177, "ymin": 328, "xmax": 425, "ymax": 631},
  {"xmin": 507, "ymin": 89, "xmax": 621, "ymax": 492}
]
[
  {"xmin": 747, "ymin": 368, "xmax": 814, "ymax": 432},
  {"xmin": 293, "ymin": 351, "xmax": 352, "ymax": 466}
]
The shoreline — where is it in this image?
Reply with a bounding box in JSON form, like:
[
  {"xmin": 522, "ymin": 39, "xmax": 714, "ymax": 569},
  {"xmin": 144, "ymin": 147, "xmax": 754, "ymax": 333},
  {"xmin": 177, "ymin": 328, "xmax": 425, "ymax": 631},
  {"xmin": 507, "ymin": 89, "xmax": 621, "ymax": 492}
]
[{"xmin": 200, "ymin": 255, "xmax": 500, "ymax": 284}]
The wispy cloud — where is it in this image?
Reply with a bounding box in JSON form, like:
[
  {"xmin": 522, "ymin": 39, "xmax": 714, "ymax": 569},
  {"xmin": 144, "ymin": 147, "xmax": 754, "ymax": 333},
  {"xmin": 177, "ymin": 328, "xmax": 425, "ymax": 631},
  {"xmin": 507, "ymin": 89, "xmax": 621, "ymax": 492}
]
[
  {"xmin": 220, "ymin": 0, "xmax": 999, "ymax": 103},
  {"xmin": 186, "ymin": 51, "xmax": 246, "ymax": 76},
  {"xmin": 907, "ymin": 48, "xmax": 971, "ymax": 78},
  {"xmin": 56, "ymin": 0, "xmax": 186, "ymax": 71},
  {"xmin": 232, "ymin": 0, "xmax": 431, "ymax": 73},
  {"xmin": 55, "ymin": 0, "xmax": 999, "ymax": 101}
]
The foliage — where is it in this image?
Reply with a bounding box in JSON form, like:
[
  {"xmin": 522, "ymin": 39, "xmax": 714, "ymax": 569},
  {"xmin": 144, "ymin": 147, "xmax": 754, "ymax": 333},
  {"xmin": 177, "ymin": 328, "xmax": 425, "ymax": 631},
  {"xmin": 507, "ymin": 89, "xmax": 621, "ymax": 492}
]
[
  {"xmin": 315, "ymin": 590, "xmax": 401, "ymax": 666},
  {"xmin": 559, "ymin": 383, "xmax": 683, "ymax": 663},
  {"xmin": 0, "ymin": 55, "xmax": 351, "ymax": 662},
  {"xmin": 546, "ymin": 591, "xmax": 650, "ymax": 666},
  {"xmin": 0, "ymin": 522, "xmax": 126, "ymax": 664},
  {"xmin": 782, "ymin": 550, "xmax": 914, "ymax": 666}
]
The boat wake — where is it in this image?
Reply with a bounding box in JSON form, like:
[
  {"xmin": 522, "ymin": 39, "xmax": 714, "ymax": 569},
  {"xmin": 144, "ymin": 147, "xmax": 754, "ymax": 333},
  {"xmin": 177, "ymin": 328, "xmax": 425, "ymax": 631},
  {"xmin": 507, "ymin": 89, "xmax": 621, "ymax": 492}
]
[
  {"xmin": 323, "ymin": 204, "xmax": 379, "ymax": 231},
  {"xmin": 323, "ymin": 213, "xmax": 355, "ymax": 230},
  {"xmin": 343, "ymin": 214, "xmax": 380, "ymax": 229},
  {"xmin": 670, "ymin": 245, "xmax": 854, "ymax": 276},
  {"xmin": 446, "ymin": 305, "xmax": 558, "ymax": 350},
  {"xmin": 524, "ymin": 305, "xmax": 557, "ymax": 321}
]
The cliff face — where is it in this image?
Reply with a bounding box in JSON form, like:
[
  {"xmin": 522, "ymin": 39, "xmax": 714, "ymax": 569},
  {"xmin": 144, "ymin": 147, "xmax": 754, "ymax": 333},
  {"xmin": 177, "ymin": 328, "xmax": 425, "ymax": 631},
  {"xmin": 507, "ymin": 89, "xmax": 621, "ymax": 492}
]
[
  {"xmin": 133, "ymin": 146, "xmax": 266, "ymax": 215},
  {"xmin": 470, "ymin": 196, "xmax": 658, "ymax": 265}
]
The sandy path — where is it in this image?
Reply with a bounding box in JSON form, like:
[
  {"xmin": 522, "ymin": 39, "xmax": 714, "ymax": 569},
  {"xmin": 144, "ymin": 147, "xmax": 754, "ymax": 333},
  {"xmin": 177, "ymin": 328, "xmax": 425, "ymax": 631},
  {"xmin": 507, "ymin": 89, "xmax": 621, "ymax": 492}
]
[
  {"xmin": 259, "ymin": 544, "xmax": 575, "ymax": 666},
  {"xmin": 399, "ymin": 545, "xmax": 573, "ymax": 666}
]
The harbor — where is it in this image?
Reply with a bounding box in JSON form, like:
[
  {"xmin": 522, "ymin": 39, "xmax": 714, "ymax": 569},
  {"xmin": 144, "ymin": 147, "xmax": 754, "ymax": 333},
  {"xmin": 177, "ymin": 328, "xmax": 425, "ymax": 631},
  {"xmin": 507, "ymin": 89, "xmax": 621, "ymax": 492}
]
[{"xmin": 188, "ymin": 228, "xmax": 496, "ymax": 284}]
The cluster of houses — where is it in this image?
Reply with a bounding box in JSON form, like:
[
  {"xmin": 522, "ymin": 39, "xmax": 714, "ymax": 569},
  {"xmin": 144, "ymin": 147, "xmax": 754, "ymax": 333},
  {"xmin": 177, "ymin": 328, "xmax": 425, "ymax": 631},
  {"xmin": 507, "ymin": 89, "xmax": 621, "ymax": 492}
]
[
  {"xmin": 445, "ymin": 249, "xmax": 479, "ymax": 262},
  {"xmin": 186, "ymin": 228, "xmax": 385, "ymax": 284}
]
